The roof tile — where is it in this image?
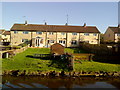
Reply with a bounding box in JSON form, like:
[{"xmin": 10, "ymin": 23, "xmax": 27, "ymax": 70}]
[{"xmin": 11, "ymin": 24, "xmax": 100, "ymax": 33}]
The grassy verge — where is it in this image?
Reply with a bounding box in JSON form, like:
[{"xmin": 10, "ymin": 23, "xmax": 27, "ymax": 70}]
[
  {"xmin": 2, "ymin": 48, "xmax": 120, "ymax": 72},
  {"xmin": 74, "ymin": 60, "xmax": 120, "ymax": 72}
]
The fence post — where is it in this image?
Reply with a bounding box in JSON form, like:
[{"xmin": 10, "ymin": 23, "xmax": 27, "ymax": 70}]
[
  {"xmin": 69, "ymin": 55, "xmax": 74, "ymax": 71},
  {"xmin": 0, "ymin": 52, "xmax": 2, "ymax": 59},
  {"xmin": 6, "ymin": 52, "xmax": 9, "ymax": 58}
]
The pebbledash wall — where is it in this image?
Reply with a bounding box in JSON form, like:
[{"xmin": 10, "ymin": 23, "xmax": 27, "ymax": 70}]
[{"xmin": 10, "ymin": 23, "xmax": 100, "ymax": 47}]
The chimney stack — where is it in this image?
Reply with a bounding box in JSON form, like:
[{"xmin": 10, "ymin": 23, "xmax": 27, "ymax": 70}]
[
  {"xmin": 65, "ymin": 23, "xmax": 68, "ymax": 26},
  {"xmin": 83, "ymin": 23, "xmax": 86, "ymax": 27},
  {"xmin": 25, "ymin": 20, "xmax": 28, "ymax": 25},
  {"xmin": 45, "ymin": 22, "xmax": 47, "ymax": 25},
  {"xmin": 118, "ymin": 24, "xmax": 120, "ymax": 28}
]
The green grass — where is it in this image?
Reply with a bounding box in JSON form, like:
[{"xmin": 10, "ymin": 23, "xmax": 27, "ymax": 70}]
[
  {"xmin": 2, "ymin": 48, "xmax": 120, "ymax": 72},
  {"xmin": 75, "ymin": 60, "xmax": 120, "ymax": 72}
]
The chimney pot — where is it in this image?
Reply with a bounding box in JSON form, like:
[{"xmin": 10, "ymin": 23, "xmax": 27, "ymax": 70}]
[
  {"xmin": 25, "ymin": 20, "xmax": 28, "ymax": 25},
  {"xmin": 65, "ymin": 23, "xmax": 68, "ymax": 26},
  {"xmin": 83, "ymin": 23, "xmax": 86, "ymax": 27},
  {"xmin": 118, "ymin": 24, "xmax": 120, "ymax": 28},
  {"xmin": 45, "ymin": 22, "xmax": 47, "ymax": 25}
]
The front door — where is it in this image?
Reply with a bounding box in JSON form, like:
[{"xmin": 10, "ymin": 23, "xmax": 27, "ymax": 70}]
[{"xmin": 35, "ymin": 37, "xmax": 43, "ymax": 47}]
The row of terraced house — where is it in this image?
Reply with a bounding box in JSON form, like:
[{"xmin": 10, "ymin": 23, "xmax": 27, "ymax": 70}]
[{"xmin": 0, "ymin": 22, "xmax": 120, "ymax": 47}]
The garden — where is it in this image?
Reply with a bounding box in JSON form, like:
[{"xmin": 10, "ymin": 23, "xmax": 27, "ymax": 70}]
[{"xmin": 2, "ymin": 48, "xmax": 120, "ymax": 73}]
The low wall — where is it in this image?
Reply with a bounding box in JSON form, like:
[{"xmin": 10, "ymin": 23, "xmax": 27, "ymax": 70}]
[
  {"xmin": 1, "ymin": 45, "xmax": 29, "ymax": 58},
  {"xmin": 72, "ymin": 53, "xmax": 94, "ymax": 61},
  {"xmin": 13, "ymin": 45, "xmax": 28, "ymax": 54}
]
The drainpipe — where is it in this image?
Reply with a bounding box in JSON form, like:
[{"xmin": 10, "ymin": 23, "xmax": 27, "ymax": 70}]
[
  {"xmin": 31, "ymin": 31, "xmax": 33, "ymax": 47},
  {"xmin": 6, "ymin": 52, "xmax": 9, "ymax": 58},
  {"xmin": 56, "ymin": 32, "xmax": 57, "ymax": 43},
  {"xmin": 45, "ymin": 31, "xmax": 47, "ymax": 47},
  {"xmin": 66, "ymin": 32, "xmax": 68, "ymax": 47},
  {"xmin": 0, "ymin": 52, "xmax": 2, "ymax": 59}
]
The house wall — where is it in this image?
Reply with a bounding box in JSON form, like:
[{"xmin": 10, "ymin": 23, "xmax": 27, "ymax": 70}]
[
  {"xmin": 67, "ymin": 32, "xmax": 79, "ymax": 47},
  {"xmin": 11, "ymin": 31, "xmax": 31, "ymax": 45},
  {"xmin": 115, "ymin": 33, "xmax": 120, "ymax": 42},
  {"xmin": 80, "ymin": 33, "xmax": 99, "ymax": 44},
  {"xmin": 104, "ymin": 28, "xmax": 115, "ymax": 42},
  {"xmin": 11, "ymin": 30, "xmax": 100, "ymax": 47},
  {"xmin": 1, "ymin": 35, "xmax": 10, "ymax": 42}
]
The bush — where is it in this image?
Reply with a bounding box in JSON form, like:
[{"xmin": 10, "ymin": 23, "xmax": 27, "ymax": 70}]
[{"xmin": 79, "ymin": 43, "xmax": 113, "ymax": 55}]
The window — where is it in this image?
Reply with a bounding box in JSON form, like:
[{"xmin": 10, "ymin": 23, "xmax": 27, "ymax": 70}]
[
  {"xmin": 48, "ymin": 40, "xmax": 54, "ymax": 43},
  {"xmin": 23, "ymin": 31, "xmax": 29, "ymax": 34},
  {"xmin": 84, "ymin": 33, "xmax": 89, "ymax": 36},
  {"xmin": 59, "ymin": 40, "xmax": 62, "ymax": 43},
  {"xmin": 14, "ymin": 31, "xmax": 18, "ymax": 34},
  {"xmin": 61, "ymin": 32, "xmax": 65, "ymax": 35},
  {"xmin": 93, "ymin": 33, "xmax": 97, "ymax": 36},
  {"xmin": 71, "ymin": 40, "xmax": 77, "ymax": 45},
  {"xmin": 22, "ymin": 39, "xmax": 28, "ymax": 43},
  {"xmin": 72, "ymin": 33, "xmax": 77, "ymax": 35},
  {"xmin": 36, "ymin": 32, "xmax": 42, "ymax": 34},
  {"xmin": 59, "ymin": 40, "xmax": 65, "ymax": 44},
  {"xmin": 117, "ymin": 34, "xmax": 120, "ymax": 36},
  {"xmin": 50, "ymin": 40, "xmax": 54, "ymax": 43},
  {"xmin": 49, "ymin": 32, "xmax": 54, "ymax": 35}
]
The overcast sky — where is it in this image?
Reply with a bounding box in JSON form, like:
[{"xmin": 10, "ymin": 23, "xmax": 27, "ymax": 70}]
[{"xmin": 1, "ymin": 2, "xmax": 119, "ymax": 33}]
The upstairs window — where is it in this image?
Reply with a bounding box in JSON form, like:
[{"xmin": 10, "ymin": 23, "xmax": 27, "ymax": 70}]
[
  {"xmin": 36, "ymin": 32, "xmax": 42, "ymax": 35},
  {"xmin": 59, "ymin": 40, "xmax": 65, "ymax": 44},
  {"xmin": 117, "ymin": 34, "xmax": 120, "ymax": 36},
  {"xmin": 72, "ymin": 32, "xmax": 77, "ymax": 35},
  {"xmin": 23, "ymin": 31, "xmax": 29, "ymax": 34},
  {"xmin": 49, "ymin": 32, "xmax": 54, "ymax": 35},
  {"xmin": 48, "ymin": 40, "xmax": 54, "ymax": 43},
  {"xmin": 93, "ymin": 33, "xmax": 97, "ymax": 36},
  {"xmin": 14, "ymin": 31, "xmax": 18, "ymax": 34},
  {"xmin": 71, "ymin": 40, "xmax": 77, "ymax": 45},
  {"xmin": 61, "ymin": 32, "xmax": 65, "ymax": 35},
  {"xmin": 84, "ymin": 33, "xmax": 89, "ymax": 36}
]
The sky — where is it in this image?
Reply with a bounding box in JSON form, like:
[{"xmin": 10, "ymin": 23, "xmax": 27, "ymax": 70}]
[{"xmin": 1, "ymin": 2, "xmax": 119, "ymax": 33}]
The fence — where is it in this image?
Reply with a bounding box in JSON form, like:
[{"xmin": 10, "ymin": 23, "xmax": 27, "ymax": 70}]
[{"xmin": 1, "ymin": 45, "xmax": 29, "ymax": 58}]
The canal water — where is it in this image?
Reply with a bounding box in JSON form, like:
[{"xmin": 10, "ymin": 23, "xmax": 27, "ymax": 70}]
[{"xmin": 2, "ymin": 75, "xmax": 120, "ymax": 89}]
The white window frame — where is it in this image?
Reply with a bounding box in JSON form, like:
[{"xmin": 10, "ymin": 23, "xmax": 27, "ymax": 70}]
[
  {"xmin": 36, "ymin": 32, "xmax": 42, "ymax": 35},
  {"xmin": 72, "ymin": 32, "xmax": 77, "ymax": 35},
  {"xmin": 49, "ymin": 32, "xmax": 54, "ymax": 35},
  {"xmin": 14, "ymin": 31, "xmax": 18, "ymax": 34},
  {"xmin": 84, "ymin": 33, "xmax": 89, "ymax": 36},
  {"xmin": 71, "ymin": 40, "xmax": 77, "ymax": 45},
  {"xmin": 93, "ymin": 33, "xmax": 97, "ymax": 36},
  {"xmin": 23, "ymin": 31, "xmax": 29, "ymax": 34},
  {"xmin": 61, "ymin": 32, "xmax": 65, "ymax": 35}
]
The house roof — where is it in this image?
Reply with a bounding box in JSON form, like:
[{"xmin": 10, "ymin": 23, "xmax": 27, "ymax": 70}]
[
  {"xmin": 11, "ymin": 24, "xmax": 100, "ymax": 33},
  {"xmin": 2, "ymin": 31, "xmax": 10, "ymax": 35},
  {"xmin": 109, "ymin": 27, "xmax": 120, "ymax": 33},
  {"xmin": 0, "ymin": 30, "xmax": 5, "ymax": 34}
]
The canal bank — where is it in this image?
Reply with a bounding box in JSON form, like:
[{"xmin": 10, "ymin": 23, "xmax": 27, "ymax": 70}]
[{"xmin": 2, "ymin": 70, "xmax": 120, "ymax": 77}]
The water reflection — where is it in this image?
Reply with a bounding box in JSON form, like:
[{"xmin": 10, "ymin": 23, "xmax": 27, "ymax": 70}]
[{"xmin": 2, "ymin": 75, "xmax": 120, "ymax": 89}]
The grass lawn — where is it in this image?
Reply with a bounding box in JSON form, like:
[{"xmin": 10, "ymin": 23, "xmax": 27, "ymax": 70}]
[
  {"xmin": 75, "ymin": 61, "xmax": 120, "ymax": 72},
  {"xmin": 2, "ymin": 48, "xmax": 120, "ymax": 72}
]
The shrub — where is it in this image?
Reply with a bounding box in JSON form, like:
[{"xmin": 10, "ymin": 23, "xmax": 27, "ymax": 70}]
[{"xmin": 79, "ymin": 43, "xmax": 113, "ymax": 55}]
